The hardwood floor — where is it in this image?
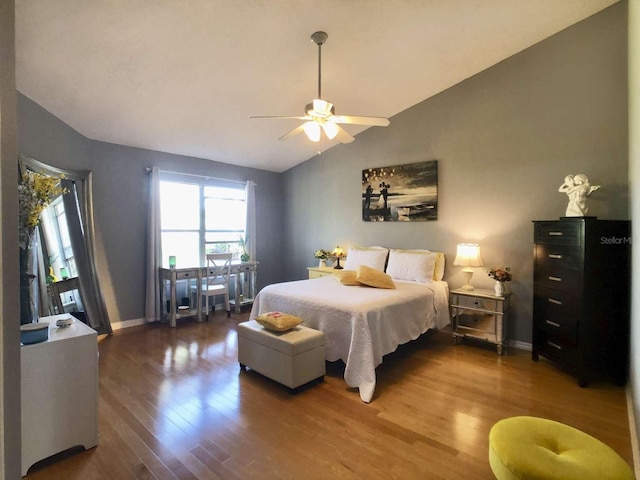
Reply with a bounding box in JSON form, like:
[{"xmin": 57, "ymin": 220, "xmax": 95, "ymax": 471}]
[{"xmin": 25, "ymin": 311, "xmax": 634, "ymax": 479}]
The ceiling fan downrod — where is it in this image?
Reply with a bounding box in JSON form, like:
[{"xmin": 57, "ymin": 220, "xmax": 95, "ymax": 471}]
[{"xmin": 311, "ymin": 31, "xmax": 328, "ymax": 100}]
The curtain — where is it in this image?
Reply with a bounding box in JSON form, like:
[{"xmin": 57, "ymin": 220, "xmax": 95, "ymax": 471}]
[
  {"xmin": 34, "ymin": 228, "xmax": 47, "ymax": 317},
  {"xmin": 144, "ymin": 166, "xmax": 162, "ymax": 323},
  {"xmin": 62, "ymin": 177, "xmax": 112, "ymax": 335},
  {"xmin": 245, "ymin": 180, "xmax": 256, "ymax": 261}
]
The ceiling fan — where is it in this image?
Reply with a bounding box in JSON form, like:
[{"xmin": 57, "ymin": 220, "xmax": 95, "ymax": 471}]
[{"xmin": 251, "ymin": 31, "xmax": 390, "ymax": 144}]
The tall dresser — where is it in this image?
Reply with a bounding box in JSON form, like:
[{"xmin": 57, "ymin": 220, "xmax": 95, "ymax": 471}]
[{"xmin": 532, "ymin": 217, "xmax": 630, "ymax": 387}]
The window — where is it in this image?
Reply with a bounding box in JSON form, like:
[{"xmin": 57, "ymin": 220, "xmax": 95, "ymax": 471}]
[
  {"xmin": 160, "ymin": 176, "xmax": 246, "ymax": 268},
  {"xmin": 42, "ymin": 196, "xmax": 77, "ymax": 278}
]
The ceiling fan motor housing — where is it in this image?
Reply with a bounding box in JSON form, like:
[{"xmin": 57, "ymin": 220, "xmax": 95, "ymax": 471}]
[{"xmin": 306, "ymin": 102, "xmax": 335, "ymax": 118}]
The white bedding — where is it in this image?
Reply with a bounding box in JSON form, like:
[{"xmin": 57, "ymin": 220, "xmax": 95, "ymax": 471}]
[{"xmin": 249, "ymin": 276, "xmax": 450, "ymax": 402}]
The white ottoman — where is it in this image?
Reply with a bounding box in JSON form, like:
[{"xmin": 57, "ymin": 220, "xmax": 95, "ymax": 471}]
[{"xmin": 237, "ymin": 320, "xmax": 325, "ymax": 390}]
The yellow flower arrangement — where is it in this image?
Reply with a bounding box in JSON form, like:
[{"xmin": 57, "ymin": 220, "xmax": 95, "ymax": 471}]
[{"xmin": 18, "ymin": 168, "xmax": 65, "ymax": 249}]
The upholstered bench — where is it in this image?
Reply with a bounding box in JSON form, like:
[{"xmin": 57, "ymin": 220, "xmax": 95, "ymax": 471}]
[
  {"xmin": 237, "ymin": 320, "xmax": 325, "ymax": 390},
  {"xmin": 489, "ymin": 416, "xmax": 634, "ymax": 480}
]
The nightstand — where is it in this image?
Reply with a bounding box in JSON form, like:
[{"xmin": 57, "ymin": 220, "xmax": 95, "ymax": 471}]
[
  {"xmin": 450, "ymin": 288, "xmax": 511, "ymax": 355},
  {"xmin": 307, "ymin": 266, "xmax": 336, "ymax": 279}
]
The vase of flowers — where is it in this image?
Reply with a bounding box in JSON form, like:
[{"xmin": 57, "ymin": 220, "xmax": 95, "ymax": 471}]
[
  {"xmin": 488, "ymin": 267, "xmax": 512, "ymax": 296},
  {"xmin": 314, "ymin": 249, "xmax": 331, "ymax": 268},
  {"xmin": 18, "ymin": 166, "xmax": 65, "ymax": 324}
]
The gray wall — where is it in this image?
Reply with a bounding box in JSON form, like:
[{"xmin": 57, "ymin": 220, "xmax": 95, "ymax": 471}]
[
  {"xmin": 17, "ymin": 94, "xmax": 285, "ymax": 324},
  {"xmin": 282, "ymin": 3, "xmax": 629, "ymax": 344}
]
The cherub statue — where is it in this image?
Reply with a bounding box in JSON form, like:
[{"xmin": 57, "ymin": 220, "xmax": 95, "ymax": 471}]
[{"xmin": 559, "ymin": 174, "xmax": 600, "ymax": 217}]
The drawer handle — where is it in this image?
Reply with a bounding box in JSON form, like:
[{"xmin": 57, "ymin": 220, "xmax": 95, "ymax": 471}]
[
  {"xmin": 548, "ymin": 254, "xmax": 563, "ymax": 259},
  {"xmin": 548, "ymin": 276, "xmax": 562, "ymax": 282},
  {"xmin": 548, "ymin": 232, "xmax": 564, "ymax": 236},
  {"xmin": 545, "ymin": 320, "xmax": 561, "ymax": 328},
  {"xmin": 548, "ymin": 298, "xmax": 563, "ymax": 305},
  {"xmin": 547, "ymin": 341, "xmax": 562, "ymax": 350}
]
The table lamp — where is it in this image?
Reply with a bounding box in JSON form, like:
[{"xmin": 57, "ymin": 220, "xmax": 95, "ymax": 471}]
[
  {"xmin": 453, "ymin": 243, "xmax": 483, "ymax": 291},
  {"xmin": 332, "ymin": 246, "xmax": 346, "ymax": 270}
]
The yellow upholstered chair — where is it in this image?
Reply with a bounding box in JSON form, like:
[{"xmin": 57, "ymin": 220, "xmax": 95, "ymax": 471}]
[
  {"xmin": 198, "ymin": 253, "xmax": 232, "ymax": 319},
  {"xmin": 489, "ymin": 416, "xmax": 634, "ymax": 480}
]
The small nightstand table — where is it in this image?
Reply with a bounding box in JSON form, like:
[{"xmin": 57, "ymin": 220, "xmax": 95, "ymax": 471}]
[
  {"xmin": 307, "ymin": 266, "xmax": 337, "ymax": 279},
  {"xmin": 450, "ymin": 288, "xmax": 511, "ymax": 355}
]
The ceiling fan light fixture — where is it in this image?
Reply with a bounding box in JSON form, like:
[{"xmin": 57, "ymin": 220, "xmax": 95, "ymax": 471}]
[
  {"xmin": 322, "ymin": 121, "xmax": 339, "ymax": 140},
  {"xmin": 303, "ymin": 121, "xmax": 321, "ymax": 142}
]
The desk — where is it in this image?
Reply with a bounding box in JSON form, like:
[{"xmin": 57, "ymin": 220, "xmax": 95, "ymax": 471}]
[
  {"xmin": 159, "ymin": 261, "xmax": 258, "ymax": 327},
  {"xmin": 47, "ymin": 277, "xmax": 81, "ymax": 315}
]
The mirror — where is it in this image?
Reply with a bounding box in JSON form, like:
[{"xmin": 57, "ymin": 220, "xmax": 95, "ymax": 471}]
[{"xmin": 19, "ymin": 153, "xmax": 112, "ymax": 335}]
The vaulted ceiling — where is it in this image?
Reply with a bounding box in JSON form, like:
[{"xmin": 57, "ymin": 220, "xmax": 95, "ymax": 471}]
[{"xmin": 16, "ymin": 0, "xmax": 618, "ymax": 172}]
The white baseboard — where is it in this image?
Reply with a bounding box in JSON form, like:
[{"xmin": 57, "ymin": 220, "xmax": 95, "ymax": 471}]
[
  {"xmin": 509, "ymin": 339, "xmax": 532, "ymax": 351},
  {"xmin": 110, "ymin": 317, "xmax": 146, "ymax": 331},
  {"xmin": 109, "ymin": 302, "xmax": 229, "ymax": 331}
]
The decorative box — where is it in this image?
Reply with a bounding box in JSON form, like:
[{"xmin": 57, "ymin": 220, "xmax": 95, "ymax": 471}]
[{"xmin": 20, "ymin": 323, "xmax": 49, "ymax": 345}]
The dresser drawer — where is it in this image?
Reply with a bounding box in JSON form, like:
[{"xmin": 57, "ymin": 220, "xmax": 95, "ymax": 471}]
[
  {"xmin": 534, "ymin": 288, "xmax": 579, "ymax": 342},
  {"xmin": 534, "ymin": 244, "xmax": 581, "ymax": 271},
  {"xmin": 535, "ymin": 222, "xmax": 582, "ymax": 246},
  {"xmin": 534, "ymin": 330, "xmax": 579, "ymax": 367},
  {"xmin": 534, "ymin": 264, "xmax": 581, "ymax": 294},
  {"xmin": 534, "ymin": 286, "xmax": 581, "ymax": 318}
]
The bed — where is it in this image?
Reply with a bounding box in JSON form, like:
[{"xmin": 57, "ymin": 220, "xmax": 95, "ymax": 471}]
[{"xmin": 249, "ymin": 247, "xmax": 450, "ymax": 402}]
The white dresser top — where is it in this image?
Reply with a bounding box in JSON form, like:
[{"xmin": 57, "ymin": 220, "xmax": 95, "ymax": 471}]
[{"xmin": 23, "ymin": 314, "xmax": 97, "ymax": 346}]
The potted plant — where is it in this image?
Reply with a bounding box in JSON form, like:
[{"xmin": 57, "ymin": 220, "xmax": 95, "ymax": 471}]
[{"xmin": 239, "ymin": 236, "xmax": 250, "ymax": 262}]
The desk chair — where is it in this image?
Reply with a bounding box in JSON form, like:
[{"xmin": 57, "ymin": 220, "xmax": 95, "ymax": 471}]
[{"xmin": 199, "ymin": 253, "xmax": 232, "ymax": 320}]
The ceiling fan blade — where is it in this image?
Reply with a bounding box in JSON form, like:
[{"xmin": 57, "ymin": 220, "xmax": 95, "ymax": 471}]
[
  {"xmin": 334, "ymin": 124, "xmax": 355, "ymax": 144},
  {"xmin": 331, "ymin": 115, "xmax": 390, "ymax": 127},
  {"xmin": 278, "ymin": 124, "xmax": 307, "ymax": 141},
  {"xmin": 251, "ymin": 115, "xmax": 310, "ymax": 121}
]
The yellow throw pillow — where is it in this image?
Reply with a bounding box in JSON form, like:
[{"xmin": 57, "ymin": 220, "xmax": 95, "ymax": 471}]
[
  {"xmin": 356, "ymin": 265, "xmax": 396, "ymax": 289},
  {"xmin": 255, "ymin": 312, "xmax": 303, "ymax": 332},
  {"xmin": 332, "ymin": 270, "xmax": 361, "ymax": 286}
]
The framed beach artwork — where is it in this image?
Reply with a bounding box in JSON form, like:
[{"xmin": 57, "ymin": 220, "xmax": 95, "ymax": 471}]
[{"xmin": 362, "ymin": 160, "xmax": 438, "ymax": 222}]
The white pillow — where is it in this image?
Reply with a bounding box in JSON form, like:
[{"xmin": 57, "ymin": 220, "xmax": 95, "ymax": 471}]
[
  {"xmin": 386, "ymin": 249, "xmax": 438, "ymax": 283},
  {"xmin": 343, "ymin": 246, "xmax": 388, "ymax": 271}
]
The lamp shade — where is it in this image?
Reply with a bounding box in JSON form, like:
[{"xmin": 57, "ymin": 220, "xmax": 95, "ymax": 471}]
[
  {"xmin": 322, "ymin": 121, "xmax": 339, "ymax": 140},
  {"xmin": 453, "ymin": 244, "xmax": 483, "ymax": 267},
  {"xmin": 303, "ymin": 121, "xmax": 321, "ymax": 142},
  {"xmin": 332, "ymin": 246, "xmax": 346, "ymax": 258}
]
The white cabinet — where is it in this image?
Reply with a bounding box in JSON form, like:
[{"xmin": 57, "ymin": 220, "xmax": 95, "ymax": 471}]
[
  {"xmin": 21, "ymin": 315, "xmax": 98, "ymax": 476},
  {"xmin": 307, "ymin": 266, "xmax": 335, "ymax": 279}
]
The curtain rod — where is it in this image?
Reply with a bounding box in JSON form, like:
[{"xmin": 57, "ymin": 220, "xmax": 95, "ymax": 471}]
[{"xmin": 145, "ymin": 167, "xmax": 255, "ymax": 186}]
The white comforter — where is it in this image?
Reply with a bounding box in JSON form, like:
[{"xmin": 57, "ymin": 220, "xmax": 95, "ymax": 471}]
[{"xmin": 249, "ymin": 276, "xmax": 450, "ymax": 402}]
